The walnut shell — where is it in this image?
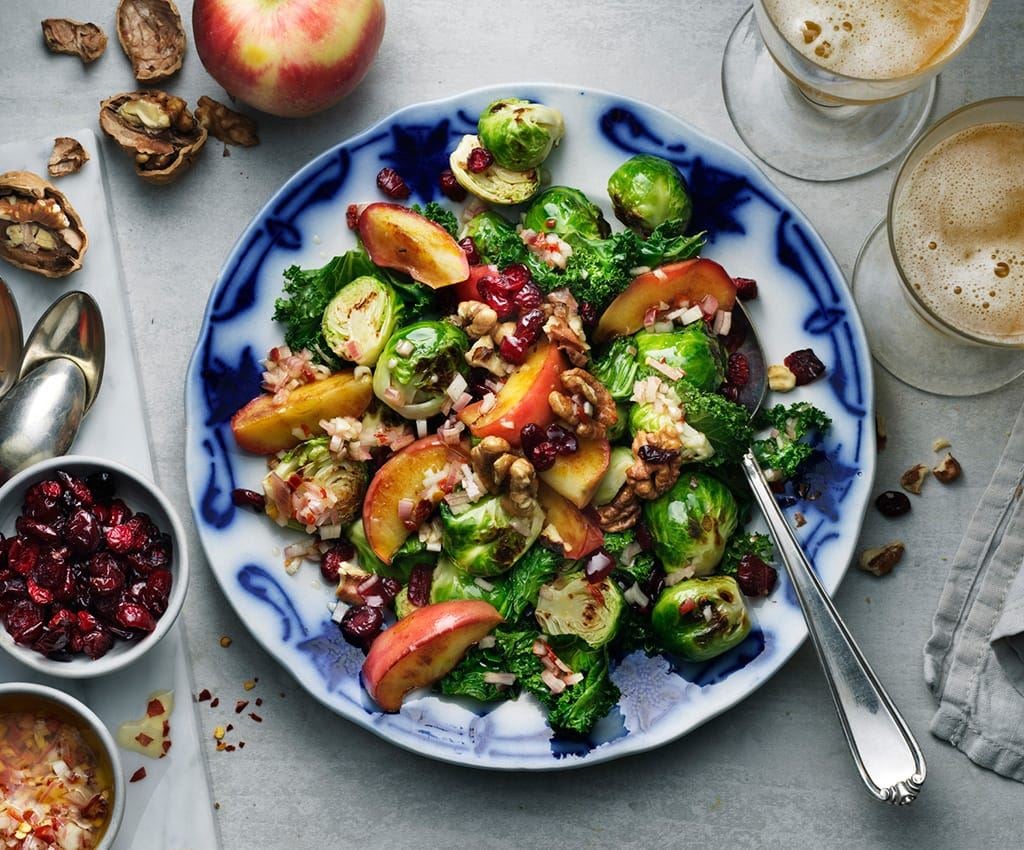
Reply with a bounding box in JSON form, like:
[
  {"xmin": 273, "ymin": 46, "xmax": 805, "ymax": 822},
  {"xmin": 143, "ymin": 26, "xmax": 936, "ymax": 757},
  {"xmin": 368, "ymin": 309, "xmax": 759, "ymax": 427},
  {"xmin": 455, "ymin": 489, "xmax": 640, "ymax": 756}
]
[
  {"xmin": 48, "ymin": 137, "xmax": 90, "ymax": 178},
  {"xmin": 99, "ymin": 91, "xmax": 207, "ymax": 184},
  {"xmin": 41, "ymin": 19, "xmax": 108, "ymax": 63},
  {"xmin": 0, "ymin": 171, "xmax": 88, "ymax": 278},
  {"xmin": 116, "ymin": 0, "xmax": 185, "ymax": 83}
]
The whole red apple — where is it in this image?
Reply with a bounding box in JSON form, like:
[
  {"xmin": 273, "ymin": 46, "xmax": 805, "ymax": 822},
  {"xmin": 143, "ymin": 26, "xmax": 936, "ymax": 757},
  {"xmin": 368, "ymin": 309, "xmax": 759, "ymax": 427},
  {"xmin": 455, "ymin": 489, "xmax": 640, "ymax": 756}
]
[{"xmin": 193, "ymin": 0, "xmax": 385, "ymax": 118}]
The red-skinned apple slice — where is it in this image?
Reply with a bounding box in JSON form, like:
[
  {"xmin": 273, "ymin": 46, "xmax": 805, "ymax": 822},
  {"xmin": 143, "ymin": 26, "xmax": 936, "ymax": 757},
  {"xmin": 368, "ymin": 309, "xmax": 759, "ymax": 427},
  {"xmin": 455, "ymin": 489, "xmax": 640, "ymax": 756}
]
[
  {"xmin": 358, "ymin": 203, "xmax": 469, "ymax": 288},
  {"xmin": 452, "ymin": 263, "xmax": 499, "ymax": 304},
  {"xmin": 458, "ymin": 341, "xmax": 566, "ymax": 445},
  {"xmin": 538, "ymin": 436, "xmax": 611, "ymax": 508},
  {"xmin": 594, "ymin": 258, "xmax": 738, "ymax": 343},
  {"xmin": 362, "ymin": 600, "xmax": 504, "ymax": 712},
  {"xmin": 363, "ymin": 435, "xmax": 469, "ymax": 563},
  {"xmin": 538, "ymin": 483, "xmax": 604, "ymax": 558}
]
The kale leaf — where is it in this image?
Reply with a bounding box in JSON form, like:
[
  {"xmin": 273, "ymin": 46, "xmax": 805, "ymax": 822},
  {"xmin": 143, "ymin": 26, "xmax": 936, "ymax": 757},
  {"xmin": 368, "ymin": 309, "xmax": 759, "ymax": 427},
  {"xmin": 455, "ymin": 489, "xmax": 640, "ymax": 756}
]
[
  {"xmin": 752, "ymin": 402, "xmax": 832, "ymax": 480},
  {"xmin": 719, "ymin": 531, "xmax": 775, "ymax": 577}
]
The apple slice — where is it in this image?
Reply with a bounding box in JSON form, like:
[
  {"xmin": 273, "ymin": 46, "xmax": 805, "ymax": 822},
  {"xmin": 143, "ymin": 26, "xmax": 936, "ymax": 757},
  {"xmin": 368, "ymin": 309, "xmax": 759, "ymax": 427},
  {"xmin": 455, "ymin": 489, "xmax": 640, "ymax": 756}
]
[
  {"xmin": 231, "ymin": 371, "xmax": 373, "ymax": 455},
  {"xmin": 358, "ymin": 203, "xmax": 469, "ymax": 288},
  {"xmin": 458, "ymin": 341, "xmax": 566, "ymax": 445},
  {"xmin": 538, "ymin": 483, "xmax": 604, "ymax": 559},
  {"xmin": 452, "ymin": 263, "xmax": 498, "ymax": 304},
  {"xmin": 594, "ymin": 258, "xmax": 738, "ymax": 343},
  {"xmin": 363, "ymin": 434, "xmax": 469, "ymax": 563},
  {"xmin": 538, "ymin": 436, "xmax": 611, "ymax": 508},
  {"xmin": 363, "ymin": 600, "xmax": 504, "ymax": 712}
]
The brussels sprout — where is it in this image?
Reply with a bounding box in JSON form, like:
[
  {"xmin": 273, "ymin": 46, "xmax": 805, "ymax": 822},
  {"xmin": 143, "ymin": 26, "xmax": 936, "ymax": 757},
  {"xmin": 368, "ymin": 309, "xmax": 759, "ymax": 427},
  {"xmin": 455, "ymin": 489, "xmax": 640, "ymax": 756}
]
[
  {"xmin": 477, "ymin": 98, "xmax": 565, "ymax": 171},
  {"xmin": 440, "ymin": 496, "xmax": 544, "ymax": 577},
  {"xmin": 651, "ymin": 576, "xmax": 750, "ymax": 661},
  {"xmin": 321, "ymin": 275, "xmax": 400, "ymax": 366},
  {"xmin": 393, "ymin": 587, "xmax": 416, "ymax": 619},
  {"xmin": 594, "ymin": 446, "xmax": 635, "ymax": 506},
  {"xmin": 523, "ymin": 186, "xmax": 610, "ymax": 243},
  {"xmin": 450, "ymin": 134, "xmax": 540, "ymax": 205},
  {"xmin": 459, "ymin": 211, "xmax": 519, "ymax": 264},
  {"xmin": 534, "ymin": 572, "xmax": 625, "ymax": 648},
  {"xmin": 590, "ymin": 337, "xmax": 640, "ymax": 401},
  {"xmin": 628, "ymin": 404, "xmax": 715, "ymax": 464},
  {"xmin": 262, "ymin": 437, "xmax": 367, "ymax": 532},
  {"xmin": 373, "ymin": 321, "xmax": 469, "ymax": 419},
  {"xmin": 642, "ymin": 473, "xmax": 738, "ymax": 580},
  {"xmin": 429, "ymin": 557, "xmax": 510, "ymax": 608},
  {"xmin": 607, "ymin": 154, "xmax": 693, "ymax": 235},
  {"xmin": 634, "ymin": 324, "xmax": 726, "ymax": 393}
]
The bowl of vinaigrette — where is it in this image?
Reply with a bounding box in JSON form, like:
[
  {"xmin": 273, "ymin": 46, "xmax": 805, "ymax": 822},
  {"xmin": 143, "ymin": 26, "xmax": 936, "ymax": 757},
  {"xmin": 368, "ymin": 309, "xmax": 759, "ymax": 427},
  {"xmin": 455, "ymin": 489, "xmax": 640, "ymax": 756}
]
[{"xmin": 0, "ymin": 683, "xmax": 124, "ymax": 850}]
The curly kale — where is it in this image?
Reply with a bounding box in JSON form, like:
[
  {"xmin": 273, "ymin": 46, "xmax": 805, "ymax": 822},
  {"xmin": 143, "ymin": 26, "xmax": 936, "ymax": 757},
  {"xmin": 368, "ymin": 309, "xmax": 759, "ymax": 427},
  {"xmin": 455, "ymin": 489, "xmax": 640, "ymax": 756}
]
[
  {"xmin": 719, "ymin": 532, "xmax": 774, "ymax": 577},
  {"xmin": 440, "ymin": 641, "xmax": 515, "ymax": 703},
  {"xmin": 501, "ymin": 545, "xmax": 561, "ymax": 624},
  {"xmin": 545, "ymin": 644, "xmax": 620, "ymax": 736},
  {"xmin": 752, "ymin": 402, "xmax": 832, "ymax": 480},
  {"xmin": 412, "ymin": 202, "xmax": 460, "ymax": 238},
  {"xmin": 676, "ymin": 386, "xmax": 754, "ymax": 468},
  {"xmin": 602, "ymin": 530, "xmax": 657, "ymax": 586}
]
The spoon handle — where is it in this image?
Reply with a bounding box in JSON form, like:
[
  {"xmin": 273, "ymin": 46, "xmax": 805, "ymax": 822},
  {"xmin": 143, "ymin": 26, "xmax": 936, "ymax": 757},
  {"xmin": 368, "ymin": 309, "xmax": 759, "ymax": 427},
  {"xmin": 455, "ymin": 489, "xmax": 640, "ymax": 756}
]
[{"xmin": 741, "ymin": 451, "xmax": 926, "ymax": 805}]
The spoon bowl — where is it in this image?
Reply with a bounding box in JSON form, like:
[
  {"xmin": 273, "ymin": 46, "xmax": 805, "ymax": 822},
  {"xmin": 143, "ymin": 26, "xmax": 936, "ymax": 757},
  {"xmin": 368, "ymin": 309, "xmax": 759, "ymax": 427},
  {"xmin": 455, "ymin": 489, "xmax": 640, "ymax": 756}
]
[{"xmin": 0, "ymin": 276, "xmax": 23, "ymax": 400}]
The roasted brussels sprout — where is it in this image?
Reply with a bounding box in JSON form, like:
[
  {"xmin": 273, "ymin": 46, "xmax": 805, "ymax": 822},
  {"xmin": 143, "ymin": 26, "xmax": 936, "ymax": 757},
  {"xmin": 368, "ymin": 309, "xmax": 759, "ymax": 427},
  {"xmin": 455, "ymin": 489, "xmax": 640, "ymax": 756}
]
[
  {"xmin": 651, "ymin": 576, "xmax": 750, "ymax": 661},
  {"xmin": 534, "ymin": 572, "xmax": 625, "ymax": 649},
  {"xmin": 590, "ymin": 337, "xmax": 639, "ymax": 401},
  {"xmin": 450, "ymin": 134, "xmax": 540, "ymax": 205},
  {"xmin": 322, "ymin": 275, "xmax": 400, "ymax": 366},
  {"xmin": 594, "ymin": 446, "xmax": 635, "ymax": 506},
  {"xmin": 522, "ymin": 186, "xmax": 610, "ymax": 243},
  {"xmin": 607, "ymin": 154, "xmax": 692, "ymax": 235},
  {"xmin": 642, "ymin": 473, "xmax": 738, "ymax": 580},
  {"xmin": 477, "ymin": 98, "xmax": 565, "ymax": 171},
  {"xmin": 262, "ymin": 437, "xmax": 368, "ymax": 532},
  {"xmin": 429, "ymin": 557, "xmax": 509, "ymax": 609},
  {"xmin": 373, "ymin": 321, "xmax": 469, "ymax": 419},
  {"xmin": 628, "ymin": 404, "xmax": 714, "ymax": 463},
  {"xmin": 634, "ymin": 324, "xmax": 726, "ymax": 393},
  {"xmin": 459, "ymin": 210, "xmax": 518, "ymax": 264},
  {"xmin": 440, "ymin": 496, "xmax": 544, "ymax": 577}
]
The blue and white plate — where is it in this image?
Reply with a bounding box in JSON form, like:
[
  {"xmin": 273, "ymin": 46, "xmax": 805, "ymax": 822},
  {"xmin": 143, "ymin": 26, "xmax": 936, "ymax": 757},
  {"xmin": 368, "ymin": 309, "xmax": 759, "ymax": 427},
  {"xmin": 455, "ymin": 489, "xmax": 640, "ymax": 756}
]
[{"xmin": 185, "ymin": 84, "xmax": 874, "ymax": 769}]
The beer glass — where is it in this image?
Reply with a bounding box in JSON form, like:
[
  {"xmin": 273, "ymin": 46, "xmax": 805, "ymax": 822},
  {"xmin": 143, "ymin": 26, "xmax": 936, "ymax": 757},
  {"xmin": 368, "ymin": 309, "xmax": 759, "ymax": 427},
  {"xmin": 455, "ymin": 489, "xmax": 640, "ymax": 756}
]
[
  {"xmin": 852, "ymin": 97, "xmax": 1024, "ymax": 395},
  {"xmin": 722, "ymin": 1, "xmax": 990, "ymax": 182}
]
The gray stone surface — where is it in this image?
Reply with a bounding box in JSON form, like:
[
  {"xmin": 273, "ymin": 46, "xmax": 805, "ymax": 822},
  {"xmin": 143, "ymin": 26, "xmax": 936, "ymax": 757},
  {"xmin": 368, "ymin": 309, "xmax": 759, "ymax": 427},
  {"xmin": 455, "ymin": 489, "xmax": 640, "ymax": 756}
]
[{"xmin": 4, "ymin": 1, "xmax": 1024, "ymax": 847}]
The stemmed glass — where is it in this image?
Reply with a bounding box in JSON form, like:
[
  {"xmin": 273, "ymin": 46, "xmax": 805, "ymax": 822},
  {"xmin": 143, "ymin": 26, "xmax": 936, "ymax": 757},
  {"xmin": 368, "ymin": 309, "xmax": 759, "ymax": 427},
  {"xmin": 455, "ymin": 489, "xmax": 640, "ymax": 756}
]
[
  {"xmin": 721, "ymin": 1, "xmax": 990, "ymax": 182},
  {"xmin": 852, "ymin": 97, "xmax": 1024, "ymax": 396}
]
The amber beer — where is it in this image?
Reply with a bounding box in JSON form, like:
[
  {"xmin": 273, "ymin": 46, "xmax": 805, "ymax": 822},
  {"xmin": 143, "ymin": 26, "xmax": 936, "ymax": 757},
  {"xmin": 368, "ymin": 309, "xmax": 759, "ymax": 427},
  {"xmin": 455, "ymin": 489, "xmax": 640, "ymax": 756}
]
[
  {"xmin": 761, "ymin": 0, "xmax": 972, "ymax": 79},
  {"xmin": 891, "ymin": 122, "xmax": 1024, "ymax": 345}
]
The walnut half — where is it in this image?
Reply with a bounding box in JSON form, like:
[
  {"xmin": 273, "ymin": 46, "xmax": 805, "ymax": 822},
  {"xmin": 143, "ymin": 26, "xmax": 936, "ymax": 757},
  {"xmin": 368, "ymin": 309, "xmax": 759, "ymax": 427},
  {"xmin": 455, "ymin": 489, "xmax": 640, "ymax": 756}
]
[
  {"xmin": 99, "ymin": 91, "xmax": 207, "ymax": 184},
  {"xmin": 195, "ymin": 96, "xmax": 260, "ymax": 148},
  {"xmin": 41, "ymin": 19, "xmax": 108, "ymax": 63},
  {"xmin": 116, "ymin": 0, "xmax": 186, "ymax": 82},
  {"xmin": 0, "ymin": 171, "xmax": 88, "ymax": 278}
]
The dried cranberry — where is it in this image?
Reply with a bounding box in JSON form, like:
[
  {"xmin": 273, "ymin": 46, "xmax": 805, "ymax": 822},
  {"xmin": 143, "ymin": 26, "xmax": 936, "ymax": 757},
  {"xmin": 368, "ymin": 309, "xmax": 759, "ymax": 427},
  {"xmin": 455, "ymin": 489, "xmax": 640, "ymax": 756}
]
[
  {"xmin": 76, "ymin": 610, "xmax": 98, "ymax": 633},
  {"xmin": 357, "ymin": 575, "xmax": 400, "ymax": 607},
  {"xmin": 584, "ymin": 548, "xmax": 616, "ymax": 583},
  {"xmin": 339, "ymin": 604, "xmax": 383, "ymax": 650},
  {"xmin": 106, "ymin": 499, "xmax": 133, "ymax": 528},
  {"xmin": 81, "ymin": 629, "xmax": 113, "ymax": 659},
  {"xmin": 528, "ymin": 441, "xmax": 558, "ymax": 471},
  {"xmin": 65, "ymin": 508, "xmax": 102, "ymax": 555},
  {"xmin": 499, "ymin": 335, "xmax": 529, "ymax": 365},
  {"xmin": 733, "ymin": 277, "xmax": 758, "ymax": 300},
  {"xmin": 476, "ymin": 275, "xmax": 516, "ymax": 319},
  {"xmin": 15, "ymin": 517, "xmax": 59, "ymax": 544},
  {"xmin": 635, "ymin": 523, "xmax": 654, "ymax": 551},
  {"xmin": 141, "ymin": 570, "xmax": 173, "ymax": 615},
  {"xmin": 8, "ymin": 539, "xmax": 39, "ymax": 575},
  {"xmin": 319, "ymin": 545, "xmax": 351, "ymax": 584},
  {"xmin": 4, "ymin": 599, "xmax": 44, "ymax": 645},
  {"xmin": 513, "ymin": 282, "xmax": 543, "ymax": 312},
  {"xmin": 784, "ymin": 348, "xmax": 826, "ymax": 385},
  {"xmin": 502, "ymin": 263, "xmax": 531, "ymax": 292},
  {"xmin": 578, "ymin": 301, "xmax": 598, "ymax": 329},
  {"xmin": 346, "ymin": 204, "xmax": 360, "ymax": 230},
  {"xmin": 438, "ymin": 168, "xmax": 467, "ymax": 202},
  {"xmin": 376, "ymin": 167, "xmax": 410, "ymax": 199},
  {"xmin": 520, "ymin": 423, "xmax": 544, "ymax": 452},
  {"xmin": 116, "ymin": 602, "xmax": 156, "ymax": 632},
  {"xmin": 727, "ymin": 353, "xmax": 750, "ymax": 387},
  {"xmin": 57, "ymin": 471, "xmax": 93, "ymax": 508},
  {"xmin": 33, "ymin": 626, "xmax": 69, "ymax": 656},
  {"xmin": 875, "ymin": 490, "xmax": 911, "ymax": 518},
  {"xmin": 407, "ymin": 564, "xmax": 433, "ymax": 607},
  {"xmin": 27, "ymin": 579, "xmax": 53, "ymax": 606},
  {"xmin": 31, "ymin": 555, "xmax": 66, "ymax": 590},
  {"xmin": 637, "ymin": 444, "xmax": 678, "ymax": 465},
  {"xmin": 721, "ymin": 322, "xmax": 748, "ymax": 354},
  {"xmin": 89, "ymin": 553, "xmax": 125, "ymax": 596},
  {"xmin": 24, "ymin": 480, "xmax": 63, "ymax": 523},
  {"xmin": 85, "ymin": 471, "xmax": 116, "ymax": 504},
  {"xmin": 467, "ymin": 147, "xmax": 493, "ymax": 173},
  {"xmin": 231, "ymin": 489, "xmax": 266, "ymax": 513},
  {"xmin": 105, "ymin": 517, "xmax": 150, "ymax": 554},
  {"xmin": 0, "ymin": 576, "xmax": 26, "ymax": 600},
  {"xmin": 458, "ymin": 237, "xmax": 480, "ymax": 265},
  {"xmin": 545, "ymin": 424, "xmax": 578, "ymax": 455},
  {"xmin": 515, "ymin": 309, "xmax": 546, "ymax": 346},
  {"xmin": 736, "ymin": 555, "xmax": 777, "ymax": 597}
]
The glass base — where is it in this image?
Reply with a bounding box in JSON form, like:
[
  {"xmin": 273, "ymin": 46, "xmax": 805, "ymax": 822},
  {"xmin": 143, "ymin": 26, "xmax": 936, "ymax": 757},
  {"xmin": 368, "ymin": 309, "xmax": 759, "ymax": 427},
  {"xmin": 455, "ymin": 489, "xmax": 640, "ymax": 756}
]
[
  {"xmin": 852, "ymin": 221, "xmax": 1024, "ymax": 396},
  {"xmin": 722, "ymin": 7, "xmax": 937, "ymax": 182}
]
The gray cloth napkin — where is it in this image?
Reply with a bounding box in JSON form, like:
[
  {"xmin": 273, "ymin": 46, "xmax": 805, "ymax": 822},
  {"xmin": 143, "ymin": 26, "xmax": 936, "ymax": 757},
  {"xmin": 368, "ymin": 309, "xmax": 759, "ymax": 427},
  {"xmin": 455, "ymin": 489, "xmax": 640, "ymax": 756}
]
[{"xmin": 924, "ymin": 403, "xmax": 1024, "ymax": 781}]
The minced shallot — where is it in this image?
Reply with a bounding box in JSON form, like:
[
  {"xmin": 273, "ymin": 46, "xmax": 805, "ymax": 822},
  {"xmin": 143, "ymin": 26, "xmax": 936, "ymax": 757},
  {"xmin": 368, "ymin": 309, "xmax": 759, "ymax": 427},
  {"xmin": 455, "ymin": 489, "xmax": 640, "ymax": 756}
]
[{"xmin": 261, "ymin": 345, "xmax": 330, "ymax": 405}]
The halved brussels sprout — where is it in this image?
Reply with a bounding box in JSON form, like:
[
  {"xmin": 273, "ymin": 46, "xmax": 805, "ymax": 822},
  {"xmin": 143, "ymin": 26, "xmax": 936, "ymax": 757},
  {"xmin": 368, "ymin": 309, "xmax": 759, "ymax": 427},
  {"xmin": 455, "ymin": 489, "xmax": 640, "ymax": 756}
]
[
  {"xmin": 628, "ymin": 404, "xmax": 715, "ymax": 464},
  {"xmin": 651, "ymin": 576, "xmax": 750, "ymax": 661},
  {"xmin": 459, "ymin": 210, "xmax": 519, "ymax": 264},
  {"xmin": 322, "ymin": 275, "xmax": 400, "ymax": 366},
  {"xmin": 522, "ymin": 186, "xmax": 610, "ymax": 243},
  {"xmin": 535, "ymin": 571, "xmax": 624, "ymax": 648},
  {"xmin": 429, "ymin": 557, "xmax": 509, "ymax": 609},
  {"xmin": 642, "ymin": 473, "xmax": 738, "ymax": 580},
  {"xmin": 607, "ymin": 154, "xmax": 693, "ymax": 235},
  {"xmin": 477, "ymin": 98, "xmax": 565, "ymax": 171},
  {"xmin": 449, "ymin": 134, "xmax": 540, "ymax": 206},
  {"xmin": 634, "ymin": 324, "xmax": 726, "ymax": 393},
  {"xmin": 440, "ymin": 496, "xmax": 544, "ymax": 577},
  {"xmin": 590, "ymin": 337, "xmax": 640, "ymax": 401},
  {"xmin": 594, "ymin": 446, "xmax": 635, "ymax": 506},
  {"xmin": 372, "ymin": 321, "xmax": 469, "ymax": 419}
]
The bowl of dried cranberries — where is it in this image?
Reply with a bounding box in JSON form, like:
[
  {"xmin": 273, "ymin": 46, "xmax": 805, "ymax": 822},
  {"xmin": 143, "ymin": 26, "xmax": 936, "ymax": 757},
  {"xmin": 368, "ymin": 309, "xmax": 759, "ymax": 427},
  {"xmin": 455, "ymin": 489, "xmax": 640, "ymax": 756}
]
[{"xmin": 0, "ymin": 456, "xmax": 189, "ymax": 677}]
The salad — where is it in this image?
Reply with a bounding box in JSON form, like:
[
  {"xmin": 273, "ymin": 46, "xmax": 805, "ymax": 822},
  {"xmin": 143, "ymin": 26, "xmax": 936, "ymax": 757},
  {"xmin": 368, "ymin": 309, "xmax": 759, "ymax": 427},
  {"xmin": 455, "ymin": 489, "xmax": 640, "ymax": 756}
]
[{"xmin": 229, "ymin": 96, "xmax": 830, "ymax": 736}]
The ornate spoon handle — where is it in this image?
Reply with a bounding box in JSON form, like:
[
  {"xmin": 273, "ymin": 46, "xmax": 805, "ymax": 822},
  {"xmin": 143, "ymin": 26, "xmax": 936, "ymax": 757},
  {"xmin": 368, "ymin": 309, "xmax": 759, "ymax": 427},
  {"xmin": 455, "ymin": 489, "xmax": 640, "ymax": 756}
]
[{"xmin": 741, "ymin": 452, "xmax": 926, "ymax": 804}]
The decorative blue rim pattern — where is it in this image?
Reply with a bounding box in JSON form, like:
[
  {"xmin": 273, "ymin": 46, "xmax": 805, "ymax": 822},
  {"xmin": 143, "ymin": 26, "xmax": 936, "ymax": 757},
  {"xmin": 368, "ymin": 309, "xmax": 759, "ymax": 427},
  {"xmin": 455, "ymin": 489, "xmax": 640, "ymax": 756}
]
[{"xmin": 184, "ymin": 84, "xmax": 875, "ymax": 770}]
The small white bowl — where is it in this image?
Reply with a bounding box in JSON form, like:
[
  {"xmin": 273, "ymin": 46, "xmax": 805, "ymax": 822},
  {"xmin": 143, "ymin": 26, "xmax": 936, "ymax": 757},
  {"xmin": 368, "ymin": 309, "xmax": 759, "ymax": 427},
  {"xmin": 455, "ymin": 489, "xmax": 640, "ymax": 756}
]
[
  {"xmin": 0, "ymin": 455, "xmax": 189, "ymax": 677},
  {"xmin": 0, "ymin": 681, "xmax": 125, "ymax": 849}
]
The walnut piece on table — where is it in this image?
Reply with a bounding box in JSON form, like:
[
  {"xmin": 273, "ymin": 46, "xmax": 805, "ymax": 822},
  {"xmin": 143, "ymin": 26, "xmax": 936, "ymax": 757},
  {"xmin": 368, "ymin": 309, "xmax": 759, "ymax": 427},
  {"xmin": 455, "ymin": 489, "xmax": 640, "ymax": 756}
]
[
  {"xmin": 48, "ymin": 138, "xmax": 90, "ymax": 178},
  {"xmin": 195, "ymin": 96, "xmax": 260, "ymax": 147},
  {"xmin": 0, "ymin": 171, "xmax": 88, "ymax": 277},
  {"xmin": 116, "ymin": 0, "xmax": 186, "ymax": 83},
  {"xmin": 41, "ymin": 19, "xmax": 108, "ymax": 63}
]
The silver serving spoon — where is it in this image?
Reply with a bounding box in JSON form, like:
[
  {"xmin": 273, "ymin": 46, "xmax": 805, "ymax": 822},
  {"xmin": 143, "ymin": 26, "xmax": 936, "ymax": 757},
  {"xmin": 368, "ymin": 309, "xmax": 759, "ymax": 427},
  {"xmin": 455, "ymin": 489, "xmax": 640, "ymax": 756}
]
[
  {"xmin": 0, "ymin": 276, "xmax": 23, "ymax": 399},
  {"xmin": 734, "ymin": 302, "xmax": 926, "ymax": 805}
]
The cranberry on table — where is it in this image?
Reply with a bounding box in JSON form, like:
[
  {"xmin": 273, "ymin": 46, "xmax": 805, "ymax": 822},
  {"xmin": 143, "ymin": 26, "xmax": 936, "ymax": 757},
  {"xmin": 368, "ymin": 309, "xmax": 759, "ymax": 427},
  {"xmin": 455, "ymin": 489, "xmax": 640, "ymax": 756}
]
[{"xmin": 875, "ymin": 490, "xmax": 911, "ymax": 518}]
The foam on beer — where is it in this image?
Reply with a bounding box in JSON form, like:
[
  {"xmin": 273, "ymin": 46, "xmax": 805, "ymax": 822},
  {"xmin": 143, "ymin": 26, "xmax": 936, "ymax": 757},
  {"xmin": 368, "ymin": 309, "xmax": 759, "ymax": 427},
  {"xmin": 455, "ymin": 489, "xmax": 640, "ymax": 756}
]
[
  {"xmin": 892, "ymin": 123, "xmax": 1024, "ymax": 344},
  {"xmin": 762, "ymin": 0, "xmax": 970, "ymax": 79}
]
